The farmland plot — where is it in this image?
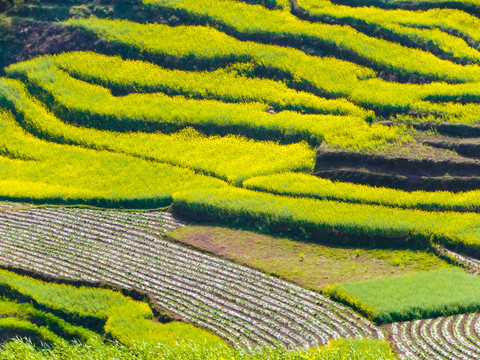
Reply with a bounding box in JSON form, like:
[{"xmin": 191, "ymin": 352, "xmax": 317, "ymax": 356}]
[
  {"xmin": 0, "ymin": 206, "xmax": 383, "ymax": 349},
  {"xmin": 4, "ymin": 0, "xmax": 480, "ymax": 357}
]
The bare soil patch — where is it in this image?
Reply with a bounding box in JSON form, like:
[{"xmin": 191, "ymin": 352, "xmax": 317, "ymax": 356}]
[{"xmin": 167, "ymin": 225, "xmax": 451, "ymax": 290}]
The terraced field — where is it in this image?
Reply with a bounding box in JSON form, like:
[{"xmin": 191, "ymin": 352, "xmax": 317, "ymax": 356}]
[
  {"xmin": 3, "ymin": 0, "xmax": 480, "ymax": 358},
  {"xmin": 0, "ymin": 205, "xmax": 382, "ymax": 349}
]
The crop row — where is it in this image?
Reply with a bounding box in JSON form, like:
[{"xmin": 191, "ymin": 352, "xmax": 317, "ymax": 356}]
[
  {"xmin": 304, "ymin": 0, "xmax": 480, "ymax": 46},
  {"xmin": 4, "ymin": 59, "xmax": 400, "ymax": 152},
  {"xmin": 340, "ymin": 0, "xmax": 480, "ymax": 8},
  {"xmin": 0, "ymin": 317, "xmax": 65, "ymax": 345},
  {"xmin": 0, "ymin": 77, "xmax": 316, "ymax": 185},
  {"xmin": 243, "ymin": 172, "xmax": 480, "ymax": 213},
  {"xmin": 436, "ymin": 245, "xmax": 480, "ymax": 272},
  {"xmin": 0, "ymin": 208, "xmax": 372, "ymax": 346},
  {"xmin": 0, "ymin": 296, "xmax": 100, "ymax": 345},
  {"xmin": 51, "ymin": 51, "xmax": 368, "ymax": 117},
  {"xmin": 390, "ymin": 314, "xmax": 480, "ymax": 359},
  {"xmin": 142, "ymin": 0, "xmax": 480, "ymax": 83},
  {"xmin": 64, "ymin": 17, "xmax": 376, "ymax": 100},
  {"xmin": 0, "ymin": 206, "xmax": 382, "ymax": 349},
  {"xmin": 296, "ymin": 0, "xmax": 480, "ymax": 65},
  {"xmin": 0, "ymin": 201, "xmax": 31, "ymax": 211},
  {"xmin": 0, "ymin": 266, "xmax": 223, "ymax": 348},
  {"xmin": 172, "ymin": 187, "xmax": 480, "ymax": 255},
  {"xmin": 65, "ymin": 17, "xmax": 480, "ymax": 123},
  {"xmin": 0, "ymin": 106, "xmax": 235, "ymax": 207},
  {"xmin": 0, "ymin": 337, "xmax": 398, "ymax": 360}
]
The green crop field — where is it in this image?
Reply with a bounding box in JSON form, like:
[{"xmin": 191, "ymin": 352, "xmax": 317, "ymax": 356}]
[{"xmin": 2, "ymin": 0, "xmax": 480, "ymax": 358}]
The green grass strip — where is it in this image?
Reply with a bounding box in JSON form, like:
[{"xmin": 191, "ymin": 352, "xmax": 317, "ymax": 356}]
[{"xmin": 324, "ymin": 268, "xmax": 480, "ymax": 323}]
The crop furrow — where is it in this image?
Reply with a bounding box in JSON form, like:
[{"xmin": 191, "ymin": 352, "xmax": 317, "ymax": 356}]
[
  {"xmin": 0, "ymin": 207, "xmax": 382, "ymax": 348},
  {"xmin": 390, "ymin": 315, "xmax": 480, "ymax": 359},
  {"xmin": 15, "ymin": 208, "xmax": 375, "ymax": 339}
]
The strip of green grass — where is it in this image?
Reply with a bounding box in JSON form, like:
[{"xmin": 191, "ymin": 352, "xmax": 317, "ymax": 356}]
[{"xmin": 325, "ymin": 268, "xmax": 480, "ymax": 323}]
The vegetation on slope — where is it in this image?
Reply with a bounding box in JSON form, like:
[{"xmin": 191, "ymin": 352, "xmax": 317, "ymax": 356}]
[
  {"xmin": 167, "ymin": 225, "xmax": 451, "ymax": 290},
  {"xmin": 0, "ymin": 337, "xmax": 397, "ymax": 360},
  {"xmin": 0, "ymin": 75, "xmax": 315, "ymax": 186},
  {"xmin": 0, "ymin": 268, "xmax": 222, "ymax": 347},
  {"xmin": 325, "ymin": 268, "xmax": 480, "ymax": 323},
  {"xmin": 4, "ymin": 0, "xmax": 480, "ymax": 358}
]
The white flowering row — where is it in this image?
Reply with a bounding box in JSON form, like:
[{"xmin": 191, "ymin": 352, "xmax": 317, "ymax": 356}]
[
  {"xmin": 37, "ymin": 207, "xmax": 376, "ymax": 336},
  {"xmin": 0, "ymin": 211, "xmax": 314, "ymax": 346},
  {"xmin": 0, "ymin": 206, "xmax": 382, "ymax": 348},
  {"xmin": 390, "ymin": 314, "xmax": 480, "ymax": 359},
  {"xmin": 0, "ymin": 212, "xmax": 281, "ymax": 347}
]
